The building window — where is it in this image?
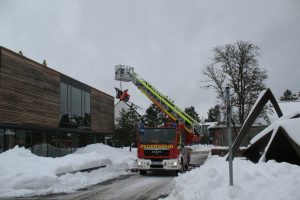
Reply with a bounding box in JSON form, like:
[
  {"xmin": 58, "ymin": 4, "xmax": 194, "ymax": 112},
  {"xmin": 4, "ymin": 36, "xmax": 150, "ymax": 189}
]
[
  {"xmin": 60, "ymin": 82, "xmax": 68, "ymax": 115},
  {"xmin": 47, "ymin": 132, "xmax": 60, "ymax": 157},
  {"xmin": 31, "ymin": 131, "xmax": 47, "ymax": 156},
  {"xmin": 83, "ymin": 91, "xmax": 91, "ymax": 115},
  {"xmin": 60, "ymin": 82, "xmax": 91, "ymax": 129},
  {"xmin": 16, "ymin": 129, "xmax": 26, "ymax": 148},
  {"xmin": 4, "ymin": 129, "xmax": 15, "ymax": 150},
  {"xmin": 71, "ymin": 87, "xmax": 82, "ymax": 117},
  {"xmin": 68, "ymin": 84, "xmax": 72, "ymax": 113},
  {"xmin": 0, "ymin": 129, "xmax": 4, "ymax": 153}
]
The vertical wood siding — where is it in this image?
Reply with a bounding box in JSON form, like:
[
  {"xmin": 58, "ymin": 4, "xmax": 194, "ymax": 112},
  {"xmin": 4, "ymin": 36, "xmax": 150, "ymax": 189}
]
[
  {"xmin": 0, "ymin": 48, "xmax": 60, "ymax": 127},
  {"xmin": 0, "ymin": 47, "xmax": 114, "ymax": 134},
  {"xmin": 91, "ymin": 88, "xmax": 114, "ymax": 133}
]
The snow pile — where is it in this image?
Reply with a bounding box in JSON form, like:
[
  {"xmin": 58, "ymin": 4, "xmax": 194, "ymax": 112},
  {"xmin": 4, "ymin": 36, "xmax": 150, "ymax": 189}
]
[
  {"xmin": 189, "ymin": 144, "xmax": 228, "ymax": 152},
  {"xmin": 163, "ymin": 156, "xmax": 300, "ymax": 200},
  {"xmin": 0, "ymin": 144, "xmax": 136, "ymax": 198},
  {"xmin": 188, "ymin": 144, "xmax": 214, "ymax": 152}
]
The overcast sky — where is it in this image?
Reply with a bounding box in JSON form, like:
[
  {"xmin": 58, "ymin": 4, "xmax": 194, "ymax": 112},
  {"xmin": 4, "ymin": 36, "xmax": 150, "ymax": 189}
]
[{"xmin": 0, "ymin": 0, "xmax": 299, "ymax": 118}]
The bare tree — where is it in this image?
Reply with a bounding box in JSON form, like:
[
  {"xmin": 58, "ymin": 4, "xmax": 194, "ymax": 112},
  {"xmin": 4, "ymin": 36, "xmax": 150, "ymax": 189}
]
[{"xmin": 202, "ymin": 41, "xmax": 268, "ymax": 125}]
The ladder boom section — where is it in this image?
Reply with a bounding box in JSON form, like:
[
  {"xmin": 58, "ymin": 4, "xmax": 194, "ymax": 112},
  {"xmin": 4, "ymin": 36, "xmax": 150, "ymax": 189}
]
[
  {"xmin": 115, "ymin": 65, "xmax": 201, "ymax": 141},
  {"xmin": 135, "ymin": 76, "xmax": 196, "ymax": 126}
]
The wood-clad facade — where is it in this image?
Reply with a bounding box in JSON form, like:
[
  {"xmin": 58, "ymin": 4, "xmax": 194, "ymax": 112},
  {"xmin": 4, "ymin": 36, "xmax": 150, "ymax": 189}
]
[
  {"xmin": 0, "ymin": 46, "xmax": 114, "ymax": 157},
  {"xmin": 91, "ymin": 88, "xmax": 114, "ymax": 133},
  {"xmin": 0, "ymin": 47, "xmax": 60, "ymax": 127}
]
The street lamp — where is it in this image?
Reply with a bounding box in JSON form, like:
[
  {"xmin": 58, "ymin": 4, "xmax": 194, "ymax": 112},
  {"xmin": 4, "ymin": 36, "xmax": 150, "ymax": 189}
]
[{"xmin": 225, "ymin": 87, "xmax": 233, "ymax": 186}]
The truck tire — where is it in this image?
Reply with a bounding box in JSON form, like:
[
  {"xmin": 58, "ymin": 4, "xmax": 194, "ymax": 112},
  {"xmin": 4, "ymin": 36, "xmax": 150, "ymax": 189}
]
[
  {"xmin": 174, "ymin": 170, "xmax": 179, "ymax": 176},
  {"xmin": 180, "ymin": 158, "xmax": 185, "ymax": 173},
  {"xmin": 140, "ymin": 170, "xmax": 147, "ymax": 175}
]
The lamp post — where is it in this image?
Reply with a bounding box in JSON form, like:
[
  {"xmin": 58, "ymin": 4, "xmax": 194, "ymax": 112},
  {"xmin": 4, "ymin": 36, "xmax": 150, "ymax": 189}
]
[
  {"xmin": 129, "ymin": 103, "xmax": 135, "ymax": 152},
  {"xmin": 225, "ymin": 87, "xmax": 233, "ymax": 186}
]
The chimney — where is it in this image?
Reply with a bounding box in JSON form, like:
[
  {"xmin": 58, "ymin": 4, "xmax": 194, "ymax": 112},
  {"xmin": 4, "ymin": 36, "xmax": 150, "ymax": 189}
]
[{"xmin": 43, "ymin": 60, "xmax": 47, "ymax": 67}]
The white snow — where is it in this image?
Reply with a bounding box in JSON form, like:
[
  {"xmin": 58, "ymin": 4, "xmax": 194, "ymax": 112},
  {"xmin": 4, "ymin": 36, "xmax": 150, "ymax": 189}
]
[
  {"xmin": 280, "ymin": 118, "xmax": 300, "ymax": 146},
  {"xmin": 249, "ymin": 111, "xmax": 300, "ymax": 145},
  {"xmin": 269, "ymin": 101, "xmax": 300, "ymax": 122},
  {"xmin": 0, "ymin": 144, "xmax": 136, "ymax": 198},
  {"xmin": 163, "ymin": 156, "xmax": 300, "ymax": 200},
  {"xmin": 255, "ymin": 117, "xmax": 300, "ymax": 162},
  {"xmin": 204, "ymin": 122, "xmax": 218, "ymax": 129},
  {"xmin": 247, "ymin": 89, "xmax": 267, "ymax": 121},
  {"xmin": 188, "ymin": 144, "xmax": 228, "ymax": 152},
  {"xmin": 1, "ymin": 143, "xmax": 300, "ymax": 199}
]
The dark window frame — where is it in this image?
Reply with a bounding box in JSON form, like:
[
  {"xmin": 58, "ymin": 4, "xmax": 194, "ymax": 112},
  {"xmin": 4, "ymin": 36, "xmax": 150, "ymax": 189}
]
[{"xmin": 59, "ymin": 75, "xmax": 91, "ymax": 129}]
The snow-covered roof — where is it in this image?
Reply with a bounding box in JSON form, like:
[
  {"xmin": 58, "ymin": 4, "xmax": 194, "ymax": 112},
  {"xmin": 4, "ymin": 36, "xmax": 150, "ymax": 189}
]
[
  {"xmin": 269, "ymin": 101, "xmax": 300, "ymax": 123},
  {"xmin": 280, "ymin": 118, "xmax": 300, "ymax": 146},
  {"xmin": 204, "ymin": 122, "xmax": 218, "ymax": 129},
  {"xmin": 249, "ymin": 112, "xmax": 300, "ymax": 146},
  {"xmin": 244, "ymin": 111, "xmax": 300, "ymax": 164}
]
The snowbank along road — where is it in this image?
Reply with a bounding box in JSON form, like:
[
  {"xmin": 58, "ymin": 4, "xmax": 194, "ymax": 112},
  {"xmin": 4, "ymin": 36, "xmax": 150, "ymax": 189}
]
[{"xmin": 3, "ymin": 151, "xmax": 209, "ymax": 200}]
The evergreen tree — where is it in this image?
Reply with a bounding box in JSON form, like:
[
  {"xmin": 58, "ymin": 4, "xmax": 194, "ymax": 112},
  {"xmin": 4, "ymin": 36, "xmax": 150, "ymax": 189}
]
[
  {"xmin": 143, "ymin": 103, "xmax": 168, "ymax": 127},
  {"xmin": 184, "ymin": 106, "xmax": 200, "ymax": 122},
  {"xmin": 114, "ymin": 104, "xmax": 140, "ymax": 147},
  {"xmin": 280, "ymin": 89, "xmax": 298, "ymax": 101},
  {"xmin": 205, "ymin": 105, "xmax": 220, "ymax": 122}
]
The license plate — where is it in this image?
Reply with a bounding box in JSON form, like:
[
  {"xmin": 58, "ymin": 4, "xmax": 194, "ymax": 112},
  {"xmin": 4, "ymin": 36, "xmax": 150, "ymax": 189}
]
[{"xmin": 151, "ymin": 161, "xmax": 162, "ymax": 165}]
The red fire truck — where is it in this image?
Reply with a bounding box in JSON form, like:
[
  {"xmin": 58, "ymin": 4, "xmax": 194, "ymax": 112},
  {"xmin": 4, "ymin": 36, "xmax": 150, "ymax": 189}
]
[{"xmin": 115, "ymin": 65, "xmax": 201, "ymax": 175}]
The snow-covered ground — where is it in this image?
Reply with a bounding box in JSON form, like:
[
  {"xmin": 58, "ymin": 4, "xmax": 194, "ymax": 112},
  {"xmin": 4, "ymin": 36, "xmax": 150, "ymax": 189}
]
[
  {"xmin": 163, "ymin": 156, "xmax": 300, "ymax": 200},
  {"xmin": 1, "ymin": 143, "xmax": 300, "ymax": 199},
  {"xmin": 0, "ymin": 144, "xmax": 136, "ymax": 198},
  {"xmin": 188, "ymin": 144, "xmax": 228, "ymax": 152}
]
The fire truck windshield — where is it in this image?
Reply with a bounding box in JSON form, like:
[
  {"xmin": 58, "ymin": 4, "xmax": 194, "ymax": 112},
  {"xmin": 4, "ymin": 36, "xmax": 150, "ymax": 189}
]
[{"xmin": 139, "ymin": 128, "xmax": 176, "ymax": 144}]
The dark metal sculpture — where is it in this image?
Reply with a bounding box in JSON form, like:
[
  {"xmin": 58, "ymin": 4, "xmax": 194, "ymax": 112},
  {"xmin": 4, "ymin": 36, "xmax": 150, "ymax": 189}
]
[{"xmin": 229, "ymin": 88, "xmax": 283, "ymax": 160}]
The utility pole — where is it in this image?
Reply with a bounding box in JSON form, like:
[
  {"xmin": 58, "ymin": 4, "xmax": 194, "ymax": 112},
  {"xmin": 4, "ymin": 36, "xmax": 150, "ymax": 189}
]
[
  {"xmin": 129, "ymin": 103, "xmax": 135, "ymax": 152},
  {"xmin": 129, "ymin": 104, "xmax": 133, "ymax": 152},
  {"xmin": 225, "ymin": 87, "xmax": 233, "ymax": 186}
]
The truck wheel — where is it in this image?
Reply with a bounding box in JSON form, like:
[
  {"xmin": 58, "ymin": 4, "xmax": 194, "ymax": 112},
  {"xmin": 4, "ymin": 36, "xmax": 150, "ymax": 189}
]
[
  {"xmin": 140, "ymin": 170, "xmax": 147, "ymax": 175},
  {"xmin": 174, "ymin": 170, "xmax": 179, "ymax": 176},
  {"xmin": 185, "ymin": 164, "xmax": 189, "ymax": 171},
  {"xmin": 180, "ymin": 158, "xmax": 184, "ymax": 173}
]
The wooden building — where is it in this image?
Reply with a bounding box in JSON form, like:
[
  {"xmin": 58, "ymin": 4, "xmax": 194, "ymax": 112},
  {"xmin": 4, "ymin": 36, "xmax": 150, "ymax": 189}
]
[{"xmin": 0, "ymin": 46, "xmax": 114, "ymax": 157}]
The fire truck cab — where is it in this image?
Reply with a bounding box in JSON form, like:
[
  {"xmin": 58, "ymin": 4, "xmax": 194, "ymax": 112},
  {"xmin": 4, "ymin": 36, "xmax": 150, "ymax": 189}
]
[{"xmin": 137, "ymin": 127, "xmax": 190, "ymax": 175}]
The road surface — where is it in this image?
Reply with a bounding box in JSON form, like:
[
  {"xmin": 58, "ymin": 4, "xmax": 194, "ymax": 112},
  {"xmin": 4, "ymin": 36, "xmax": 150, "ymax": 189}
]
[
  {"xmin": 189, "ymin": 150, "xmax": 210, "ymax": 167},
  {"xmin": 4, "ymin": 151, "xmax": 209, "ymax": 200}
]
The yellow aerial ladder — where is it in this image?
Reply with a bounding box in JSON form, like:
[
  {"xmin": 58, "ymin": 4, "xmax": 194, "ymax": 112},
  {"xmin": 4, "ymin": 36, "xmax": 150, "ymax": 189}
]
[{"xmin": 115, "ymin": 65, "xmax": 201, "ymax": 143}]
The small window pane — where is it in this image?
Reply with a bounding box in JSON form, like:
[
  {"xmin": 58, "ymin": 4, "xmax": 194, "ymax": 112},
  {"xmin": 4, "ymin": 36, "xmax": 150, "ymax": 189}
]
[
  {"xmin": 68, "ymin": 85, "xmax": 72, "ymax": 113},
  {"xmin": 47, "ymin": 133, "xmax": 60, "ymax": 157},
  {"xmin": 85, "ymin": 92, "xmax": 90, "ymax": 114},
  {"xmin": 60, "ymin": 133, "xmax": 72, "ymax": 156},
  {"xmin": 60, "ymin": 82, "xmax": 68, "ymax": 115},
  {"xmin": 5, "ymin": 129, "xmax": 15, "ymax": 150},
  {"xmin": 32, "ymin": 131, "xmax": 47, "ymax": 156},
  {"xmin": 16, "ymin": 129, "xmax": 26, "ymax": 147},
  {"xmin": 71, "ymin": 87, "xmax": 82, "ymax": 117},
  {"xmin": 0, "ymin": 129, "xmax": 4, "ymax": 153}
]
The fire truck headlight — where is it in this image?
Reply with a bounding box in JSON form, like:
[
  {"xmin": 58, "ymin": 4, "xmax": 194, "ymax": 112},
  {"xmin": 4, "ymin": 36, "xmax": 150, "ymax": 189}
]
[
  {"xmin": 137, "ymin": 161, "xmax": 142, "ymax": 166},
  {"xmin": 171, "ymin": 161, "xmax": 178, "ymax": 166}
]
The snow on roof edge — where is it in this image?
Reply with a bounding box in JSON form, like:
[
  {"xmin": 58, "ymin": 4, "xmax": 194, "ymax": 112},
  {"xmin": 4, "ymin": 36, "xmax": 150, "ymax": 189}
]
[{"xmin": 249, "ymin": 111, "xmax": 300, "ymax": 145}]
